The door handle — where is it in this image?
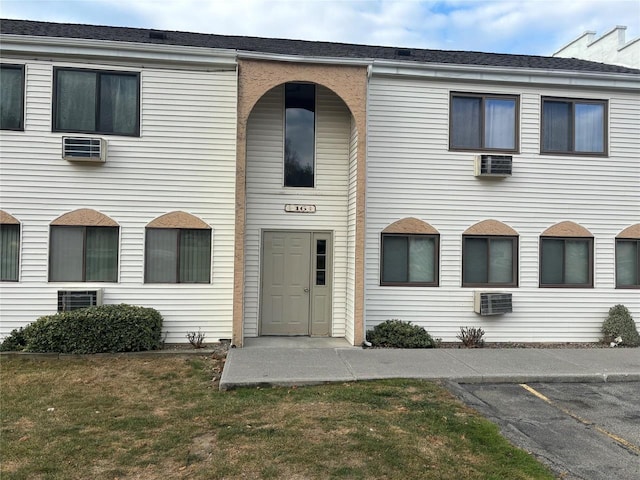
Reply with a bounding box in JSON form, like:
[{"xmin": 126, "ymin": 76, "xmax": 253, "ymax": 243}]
[{"xmin": 304, "ymin": 287, "xmax": 310, "ymax": 293}]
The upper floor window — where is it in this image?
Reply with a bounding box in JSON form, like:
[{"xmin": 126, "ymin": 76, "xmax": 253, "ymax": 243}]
[
  {"xmin": 53, "ymin": 68, "xmax": 140, "ymax": 136},
  {"xmin": 145, "ymin": 212, "xmax": 212, "ymax": 284},
  {"xmin": 284, "ymin": 83, "xmax": 315, "ymax": 187},
  {"xmin": 0, "ymin": 211, "xmax": 20, "ymax": 281},
  {"xmin": 49, "ymin": 209, "xmax": 119, "ymax": 282},
  {"xmin": 450, "ymin": 93, "xmax": 518, "ymax": 152},
  {"xmin": 541, "ymin": 97, "xmax": 607, "ymax": 155},
  {"xmin": 0, "ymin": 64, "xmax": 25, "ymax": 131},
  {"xmin": 380, "ymin": 218, "xmax": 439, "ymax": 287},
  {"xmin": 616, "ymin": 225, "xmax": 640, "ymax": 289}
]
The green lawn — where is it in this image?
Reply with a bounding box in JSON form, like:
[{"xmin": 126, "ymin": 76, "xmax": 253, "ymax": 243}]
[{"xmin": 1, "ymin": 355, "xmax": 554, "ymax": 479}]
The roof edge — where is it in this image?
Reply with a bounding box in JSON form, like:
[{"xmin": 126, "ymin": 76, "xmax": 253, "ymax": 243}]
[{"xmin": 0, "ymin": 34, "xmax": 237, "ymax": 68}]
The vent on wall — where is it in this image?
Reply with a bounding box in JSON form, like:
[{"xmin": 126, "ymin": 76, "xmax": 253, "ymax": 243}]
[
  {"xmin": 57, "ymin": 289, "xmax": 103, "ymax": 312},
  {"xmin": 474, "ymin": 155, "xmax": 512, "ymax": 177},
  {"xmin": 474, "ymin": 292, "xmax": 512, "ymax": 316},
  {"xmin": 62, "ymin": 137, "xmax": 107, "ymax": 163}
]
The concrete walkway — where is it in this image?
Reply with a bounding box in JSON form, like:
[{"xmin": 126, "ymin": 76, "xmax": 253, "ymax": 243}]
[{"xmin": 219, "ymin": 338, "xmax": 640, "ymax": 390}]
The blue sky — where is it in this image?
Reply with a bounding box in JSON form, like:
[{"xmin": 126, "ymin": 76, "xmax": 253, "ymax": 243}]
[{"xmin": 1, "ymin": 0, "xmax": 639, "ymax": 56}]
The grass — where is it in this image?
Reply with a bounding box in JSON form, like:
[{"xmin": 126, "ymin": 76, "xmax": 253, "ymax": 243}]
[{"xmin": 1, "ymin": 354, "xmax": 554, "ymax": 479}]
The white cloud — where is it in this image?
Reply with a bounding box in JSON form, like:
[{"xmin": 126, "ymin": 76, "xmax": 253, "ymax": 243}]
[{"xmin": 1, "ymin": 0, "xmax": 639, "ymax": 55}]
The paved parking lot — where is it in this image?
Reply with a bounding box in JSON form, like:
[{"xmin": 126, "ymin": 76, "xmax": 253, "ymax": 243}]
[{"xmin": 451, "ymin": 382, "xmax": 640, "ymax": 480}]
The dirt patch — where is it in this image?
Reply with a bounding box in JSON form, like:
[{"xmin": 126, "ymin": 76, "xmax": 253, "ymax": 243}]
[{"xmin": 188, "ymin": 433, "xmax": 218, "ymax": 461}]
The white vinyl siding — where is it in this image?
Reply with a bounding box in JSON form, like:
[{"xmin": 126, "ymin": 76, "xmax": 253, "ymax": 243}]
[
  {"xmin": 0, "ymin": 60, "xmax": 237, "ymax": 343},
  {"xmin": 365, "ymin": 75, "xmax": 640, "ymax": 342},
  {"xmin": 244, "ymin": 85, "xmax": 351, "ymax": 338},
  {"xmin": 345, "ymin": 117, "xmax": 358, "ymax": 344}
]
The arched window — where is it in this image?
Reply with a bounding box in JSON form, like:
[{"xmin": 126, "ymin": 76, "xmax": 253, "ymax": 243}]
[
  {"xmin": 0, "ymin": 210, "xmax": 20, "ymax": 281},
  {"xmin": 540, "ymin": 221, "xmax": 593, "ymax": 287},
  {"xmin": 380, "ymin": 218, "xmax": 439, "ymax": 286},
  {"xmin": 462, "ymin": 220, "xmax": 518, "ymax": 287},
  {"xmin": 49, "ymin": 209, "xmax": 119, "ymax": 282},
  {"xmin": 145, "ymin": 212, "xmax": 212, "ymax": 284},
  {"xmin": 616, "ymin": 224, "xmax": 640, "ymax": 289}
]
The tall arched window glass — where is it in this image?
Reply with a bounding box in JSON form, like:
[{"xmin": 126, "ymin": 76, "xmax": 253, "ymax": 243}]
[{"xmin": 284, "ymin": 83, "xmax": 315, "ymax": 187}]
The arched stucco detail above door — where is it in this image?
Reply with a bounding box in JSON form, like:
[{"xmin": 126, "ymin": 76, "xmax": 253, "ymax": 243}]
[{"xmin": 233, "ymin": 59, "xmax": 368, "ymax": 347}]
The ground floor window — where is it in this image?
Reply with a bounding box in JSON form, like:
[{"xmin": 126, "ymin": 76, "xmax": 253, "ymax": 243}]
[
  {"xmin": 145, "ymin": 228, "xmax": 211, "ymax": 283},
  {"xmin": 616, "ymin": 239, "xmax": 639, "ymax": 288},
  {"xmin": 381, "ymin": 234, "xmax": 438, "ymax": 286},
  {"xmin": 49, "ymin": 226, "xmax": 119, "ymax": 282},
  {"xmin": 540, "ymin": 237, "xmax": 593, "ymax": 287},
  {"xmin": 462, "ymin": 236, "xmax": 518, "ymax": 287},
  {"xmin": 0, "ymin": 223, "xmax": 20, "ymax": 281}
]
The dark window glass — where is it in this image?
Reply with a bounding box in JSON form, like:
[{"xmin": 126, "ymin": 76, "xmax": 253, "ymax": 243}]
[
  {"xmin": 285, "ymin": 83, "xmax": 315, "ymax": 187},
  {"xmin": 541, "ymin": 98, "xmax": 606, "ymax": 155},
  {"xmin": 381, "ymin": 234, "xmax": 438, "ymax": 286},
  {"xmin": 49, "ymin": 226, "xmax": 118, "ymax": 282},
  {"xmin": 145, "ymin": 229, "xmax": 211, "ymax": 283},
  {"xmin": 450, "ymin": 93, "xmax": 517, "ymax": 152},
  {"xmin": 0, "ymin": 223, "xmax": 20, "ymax": 281},
  {"xmin": 616, "ymin": 239, "xmax": 639, "ymax": 288},
  {"xmin": 462, "ymin": 236, "xmax": 517, "ymax": 287},
  {"xmin": 316, "ymin": 239, "xmax": 327, "ymax": 286},
  {"xmin": 540, "ymin": 237, "xmax": 593, "ymax": 287},
  {"xmin": 54, "ymin": 68, "xmax": 139, "ymax": 136},
  {"xmin": 0, "ymin": 65, "xmax": 25, "ymax": 130}
]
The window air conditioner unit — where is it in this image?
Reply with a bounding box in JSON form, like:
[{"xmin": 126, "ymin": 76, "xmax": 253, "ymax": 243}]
[
  {"xmin": 57, "ymin": 289, "xmax": 103, "ymax": 312},
  {"xmin": 474, "ymin": 292, "xmax": 512, "ymax": 316},
  {"xmin": 474, "ymin": 155, "xmax": 512, "ymax": 177},
  {"xmin": 62, "ymin": 137, "xmax": 107, "ymax": 163}
]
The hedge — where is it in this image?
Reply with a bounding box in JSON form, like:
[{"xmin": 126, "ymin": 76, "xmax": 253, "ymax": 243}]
[{"xmin": 0, "ymin": 304, "xmax": 163, "ymax": 354}]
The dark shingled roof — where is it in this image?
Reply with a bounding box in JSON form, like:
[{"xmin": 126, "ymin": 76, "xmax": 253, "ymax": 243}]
[{"xmin": 2, "ymin": 18, "xmax": 639, "ymax": 75}]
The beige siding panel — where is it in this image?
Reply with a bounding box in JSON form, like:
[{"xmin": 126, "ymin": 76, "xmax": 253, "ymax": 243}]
[
  {"xmin": 366, "ymin": 76, "xmax": 640, "ymax": 342},
  {"xmin": 244, "ymin": 85, "xmax": 351, "ymax": 338},
  {"xmin": 0, "ymin": 59, "xmax": 238, "ymax": 343}
]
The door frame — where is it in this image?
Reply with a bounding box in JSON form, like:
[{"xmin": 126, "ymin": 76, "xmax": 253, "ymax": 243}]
[{"xmin": 259, "ymin": 229, "xmax": 333, "ymax": 336}]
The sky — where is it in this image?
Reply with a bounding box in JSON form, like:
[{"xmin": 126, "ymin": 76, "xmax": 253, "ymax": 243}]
[{"xmin": 1, "ymin": 0, "xmax": 639, "ymax": 56}]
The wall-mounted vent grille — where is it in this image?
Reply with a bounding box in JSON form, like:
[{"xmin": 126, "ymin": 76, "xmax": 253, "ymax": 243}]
[
  {"xmin": 474, "ymin": 155, "xmax": 512, "ymax": 177},
  {"xmin": 57, "ymin": 289, "xmax": 103, "ymax": 312},
  {"xmin": 474, "ymin": 292, "xmax": 512, "ymax": 315},
  {"xmin": 62, "ymin": 137, "xmax": 107, "ymax": 163}
]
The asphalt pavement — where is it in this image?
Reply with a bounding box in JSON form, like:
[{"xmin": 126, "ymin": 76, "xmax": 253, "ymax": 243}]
[{"xmin": 451, "ymin": 382, "xmax": 640, "ymax": 480}]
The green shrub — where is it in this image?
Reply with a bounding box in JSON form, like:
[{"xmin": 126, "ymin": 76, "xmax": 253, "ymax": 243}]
[
  {"xmin": 0, "ymin": 327, "xmax": 27, "ymax": 352},
  {"xmin": 602, "ymin": 304, "xmax": 640, "ymax": 347},
  {"xmin": 2, "ymin": 304, "xmax": 163, "ymax": 354},
  {"xmin": 366, "ymin": 319, "xmax": 438, "ymax": 348}
]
